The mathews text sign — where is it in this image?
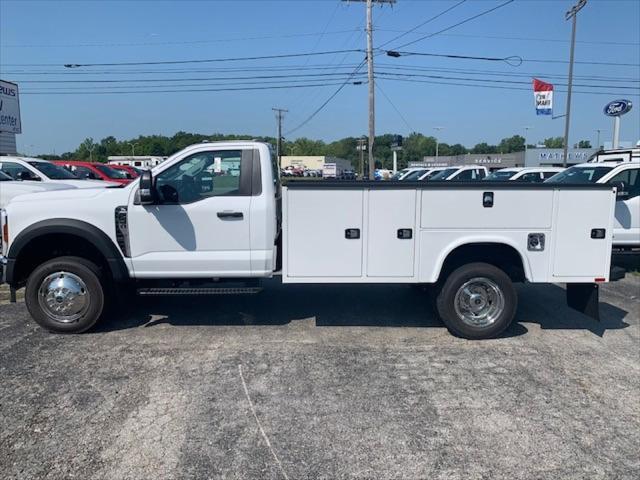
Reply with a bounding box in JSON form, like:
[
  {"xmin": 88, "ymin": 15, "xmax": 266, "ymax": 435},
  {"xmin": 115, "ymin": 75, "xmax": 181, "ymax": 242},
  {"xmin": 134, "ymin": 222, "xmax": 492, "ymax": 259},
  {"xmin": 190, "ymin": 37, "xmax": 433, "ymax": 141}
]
[{"xmin": 0, "ymin": 80, "xmax": 21, "ymax": 134}]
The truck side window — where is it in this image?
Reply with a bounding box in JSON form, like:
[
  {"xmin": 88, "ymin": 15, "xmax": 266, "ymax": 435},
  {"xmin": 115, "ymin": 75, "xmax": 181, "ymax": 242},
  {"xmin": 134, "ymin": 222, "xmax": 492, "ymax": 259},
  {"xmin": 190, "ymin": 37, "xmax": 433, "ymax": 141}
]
[
  {"xmin": 70, "ymin": 166, "xmax": 98, "ymax": 180},
  {"xmin": 455, "ymin": 170, "xmax": 475, "ymax": 181},
  {"xmin": 154, "ymin": 150, "xmax": 243, "ymax": 204},
  {"xmin": 609, "ymin": 169, "xmax": 640, "ymax": 200},
  {"xmin": 0, "ymin": 162, "xmax": 32, "ymax": 180},
  {"xmin": 518, "ymin": 172, "xmax": 542, "ymax": 183}
]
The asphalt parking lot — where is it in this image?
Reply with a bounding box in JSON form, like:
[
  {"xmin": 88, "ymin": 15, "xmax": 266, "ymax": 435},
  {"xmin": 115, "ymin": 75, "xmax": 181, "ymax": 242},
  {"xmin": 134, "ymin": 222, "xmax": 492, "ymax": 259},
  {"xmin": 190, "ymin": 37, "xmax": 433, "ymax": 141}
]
[{"xmin": 1, "ymin": 277, "xmax": 639, "ymax": 480}]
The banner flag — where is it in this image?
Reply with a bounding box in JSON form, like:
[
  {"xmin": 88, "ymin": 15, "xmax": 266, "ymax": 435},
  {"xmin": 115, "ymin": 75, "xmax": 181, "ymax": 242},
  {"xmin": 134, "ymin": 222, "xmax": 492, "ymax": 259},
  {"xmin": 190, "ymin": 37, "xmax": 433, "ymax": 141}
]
[{"xmin": 533, "ymin": 78, "xmax": 553, "ymax": 116}]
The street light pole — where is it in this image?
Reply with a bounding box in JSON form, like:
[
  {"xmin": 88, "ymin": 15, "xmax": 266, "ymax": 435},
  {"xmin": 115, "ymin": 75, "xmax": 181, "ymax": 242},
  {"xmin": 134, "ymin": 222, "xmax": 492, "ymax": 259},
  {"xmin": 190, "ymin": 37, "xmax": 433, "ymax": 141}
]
[
  {"xmin": 595, "ymin": 129, "xmax": 603, "ymax": 149},
  {"xmin": 128, "ymin": 142, "xmax": 138, "ymax": 157},
  {"xmin": 434, "ymin": 127, "xmax": 444, "ymax": 160},
  {"xmin": 523, "ymin": 126, "xmax": 532, "ymax": 158},
  {"xmin": 562, "ymin": 0, "xmax": 587, "ymax": 167},
  {"xmin": 88, "ymin": 144, "xmax": 95, "ymax": 162}
]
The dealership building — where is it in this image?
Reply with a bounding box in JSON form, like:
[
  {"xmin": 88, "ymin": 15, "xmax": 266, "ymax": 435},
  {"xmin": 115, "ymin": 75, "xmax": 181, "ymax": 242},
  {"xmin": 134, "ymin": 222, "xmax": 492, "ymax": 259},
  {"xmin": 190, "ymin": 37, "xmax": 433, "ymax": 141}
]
[
  {"xmin": 280, "ymin": 155, "xmax": 352, "ymax": 172},
  {"xmin": 410, "ymin": 147, "xmax": 598, "ymax": 170}
]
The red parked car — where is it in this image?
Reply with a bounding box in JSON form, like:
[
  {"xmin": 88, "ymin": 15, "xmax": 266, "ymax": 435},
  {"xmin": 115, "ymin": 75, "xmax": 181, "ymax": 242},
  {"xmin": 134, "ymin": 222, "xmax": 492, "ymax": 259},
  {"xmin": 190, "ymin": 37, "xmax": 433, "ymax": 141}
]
[
  {"xmin": 52, "ymin": 161, "xmax": 132, "ymax": 185},
  {"xmin": 109, "ymin": 164, "xmax": 142, "ymax": 179}
]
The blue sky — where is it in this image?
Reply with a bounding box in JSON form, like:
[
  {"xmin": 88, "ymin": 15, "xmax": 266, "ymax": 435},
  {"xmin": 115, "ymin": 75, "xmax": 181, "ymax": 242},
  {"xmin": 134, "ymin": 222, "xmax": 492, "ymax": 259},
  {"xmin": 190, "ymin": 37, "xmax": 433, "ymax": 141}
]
[{"xmin": 1, "ymin": 0, "xmax": 638, "ymax": 155}]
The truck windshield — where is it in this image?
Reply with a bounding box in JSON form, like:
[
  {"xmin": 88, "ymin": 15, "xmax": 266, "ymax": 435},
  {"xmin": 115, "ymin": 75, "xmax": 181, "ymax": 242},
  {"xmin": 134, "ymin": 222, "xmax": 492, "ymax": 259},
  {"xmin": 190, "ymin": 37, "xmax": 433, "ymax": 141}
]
[
  {"xmin": 28, "ymin": 161, "xmax": 78, "ymax": 180},
  {"xmin": 428, "ymin": 168, "xmax": 458, "ymax": 181},
  {"xmin": 545, "ymin": 166, "xmax": 612, "ymax": 184},
  {"xmin": 94, "ymin": 164, "xmax": 128, "ymax": 179},
  {"xmin": 485, "ymin": 171, "xmax": 516, "ymax": 181}
]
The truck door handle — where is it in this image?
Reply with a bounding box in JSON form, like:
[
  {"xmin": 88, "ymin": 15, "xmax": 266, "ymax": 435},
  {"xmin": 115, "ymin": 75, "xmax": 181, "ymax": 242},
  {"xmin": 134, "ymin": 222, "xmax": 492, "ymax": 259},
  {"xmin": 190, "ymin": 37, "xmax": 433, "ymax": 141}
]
[
  {"xmin": 397, "ymin": 228, "xmax": 412, "ymax": 239},
  {"xmin": 217, "ymin": 211, "xmax": 243, "ymax": 219},
  {"xmin": 345, "ymin": 228, "xmax": 360, "ymax": 239}
]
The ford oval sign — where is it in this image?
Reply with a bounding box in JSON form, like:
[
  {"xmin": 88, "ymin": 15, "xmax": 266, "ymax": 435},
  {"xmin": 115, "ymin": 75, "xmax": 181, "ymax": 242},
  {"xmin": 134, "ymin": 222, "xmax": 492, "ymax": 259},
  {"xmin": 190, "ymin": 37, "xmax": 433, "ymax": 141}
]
[{"xmin": 604, "ymin": 99, "xmax": 632, "ymax": 117}]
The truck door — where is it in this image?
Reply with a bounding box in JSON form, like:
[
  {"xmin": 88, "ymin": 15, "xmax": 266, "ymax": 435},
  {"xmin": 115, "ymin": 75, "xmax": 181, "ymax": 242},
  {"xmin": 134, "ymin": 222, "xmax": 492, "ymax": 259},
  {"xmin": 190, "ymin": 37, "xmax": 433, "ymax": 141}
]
[
  {"xmin": 127, "ymin": 148, "xmax": 254, "ymax": 278},
  {"xmin": 608, "ymin": 166, "xmax": 640, "ymax": 246}
]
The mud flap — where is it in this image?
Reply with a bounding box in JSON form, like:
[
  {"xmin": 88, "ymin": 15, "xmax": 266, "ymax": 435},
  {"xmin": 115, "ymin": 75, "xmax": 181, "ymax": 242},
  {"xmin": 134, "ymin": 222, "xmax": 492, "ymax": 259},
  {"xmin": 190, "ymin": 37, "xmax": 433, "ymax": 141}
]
[{"xmin": 566, "ymin": 283, "xmax": 600, "ymax": 321}]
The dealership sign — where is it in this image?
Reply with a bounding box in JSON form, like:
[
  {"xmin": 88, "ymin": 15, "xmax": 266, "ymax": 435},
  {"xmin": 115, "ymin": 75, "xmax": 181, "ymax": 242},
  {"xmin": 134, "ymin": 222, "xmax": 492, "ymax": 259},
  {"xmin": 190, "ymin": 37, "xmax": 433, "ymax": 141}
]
[
  {"xmin": 533, "ymin": 78, "xmax": 553, "ymax": 116},
  {"xmin": 604, "ymin": 99, "xmax": 632, "ymax": 117},
  {"xmin": 0, "ymin": 80, "xmax": 21, "ymax": 134}
]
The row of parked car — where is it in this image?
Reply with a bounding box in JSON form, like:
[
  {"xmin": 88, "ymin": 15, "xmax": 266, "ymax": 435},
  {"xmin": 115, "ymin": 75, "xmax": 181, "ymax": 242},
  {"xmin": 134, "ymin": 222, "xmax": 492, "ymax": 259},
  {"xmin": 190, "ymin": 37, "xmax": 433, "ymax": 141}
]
[
  {"xmin": 0, "ymin": 156, "xmax": 144, "ymax": 208},
  {"xmin": 392, "ymin": 165, "xmax": 565, "ymax": 182}
]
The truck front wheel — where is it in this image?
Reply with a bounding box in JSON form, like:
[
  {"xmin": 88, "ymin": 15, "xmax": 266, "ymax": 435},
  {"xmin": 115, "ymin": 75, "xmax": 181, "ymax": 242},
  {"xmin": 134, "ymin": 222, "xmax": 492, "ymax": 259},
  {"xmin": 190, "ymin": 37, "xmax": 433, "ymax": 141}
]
[
  {"xmin": 436, "ymin": 262, "xmax": 517, "ymax": 339},
  {"xmin": 25, "ymin": 256, "xmax": 105, "ymax": 333}
]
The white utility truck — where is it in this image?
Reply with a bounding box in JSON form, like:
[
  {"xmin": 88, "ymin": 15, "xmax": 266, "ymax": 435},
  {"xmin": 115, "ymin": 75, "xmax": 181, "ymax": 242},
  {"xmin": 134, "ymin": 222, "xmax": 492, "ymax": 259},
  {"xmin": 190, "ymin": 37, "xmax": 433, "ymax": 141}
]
[{"xmin": 0, "ymin": 142, "xmax": 622, "ymax": 339}]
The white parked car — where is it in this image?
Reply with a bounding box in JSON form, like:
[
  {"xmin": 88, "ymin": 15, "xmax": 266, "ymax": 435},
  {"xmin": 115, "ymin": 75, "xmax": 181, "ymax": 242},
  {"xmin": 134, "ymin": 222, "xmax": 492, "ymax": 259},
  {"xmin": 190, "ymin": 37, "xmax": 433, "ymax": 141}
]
[
  {"xmin": 485, "ymin": 167, "xmax": 564, "ymax": 183},
  {"xmin": 427, "ymin": 165, "xmax": 488, "ymax": 181},
  {"xmin": 546, "ymin": 161, "xmax": 639, "ymax": 250},
  {"xmin": 0, "ymin": 156, "xmax": 118, "ymax": 189},
  {"xmin": 0, "ymin": 170, "xmax": 72, "ymax": 208}
]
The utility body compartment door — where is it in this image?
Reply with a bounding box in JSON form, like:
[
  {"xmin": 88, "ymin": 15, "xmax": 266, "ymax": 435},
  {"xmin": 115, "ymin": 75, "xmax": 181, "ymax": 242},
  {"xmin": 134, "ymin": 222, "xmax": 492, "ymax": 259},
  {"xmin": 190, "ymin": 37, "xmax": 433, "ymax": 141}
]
[
  {"xmin": 552, "ymin": 189, "xmax": 616, "ymax": 279},
  {"xmin": 285, "ymin": 189, "xmax": 363, "ymax": 277},
  {"xmin": 367, "ymin": 190, "xmax": 416, "ymax": 277}
]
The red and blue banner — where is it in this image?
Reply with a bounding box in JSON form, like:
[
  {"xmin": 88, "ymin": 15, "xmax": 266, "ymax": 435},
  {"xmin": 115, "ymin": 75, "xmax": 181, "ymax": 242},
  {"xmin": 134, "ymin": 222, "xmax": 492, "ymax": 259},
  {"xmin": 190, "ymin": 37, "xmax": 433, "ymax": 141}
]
[{"xmin": 533, "ymin": 78, "xmax": 553, "ymax": 116}]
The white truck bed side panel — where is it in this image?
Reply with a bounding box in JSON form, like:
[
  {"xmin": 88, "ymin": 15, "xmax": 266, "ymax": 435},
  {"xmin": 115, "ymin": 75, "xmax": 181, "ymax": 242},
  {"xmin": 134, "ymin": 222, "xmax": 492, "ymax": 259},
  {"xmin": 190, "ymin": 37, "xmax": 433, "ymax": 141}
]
[
  {"xmin": 552, "ymin": 189, "xmax": 615, "ymax": 279},
  {"xmin": 367, "ymin": 190, "xmax": 416, "ymax": 277},
  {"xmin": 420, "ymin": 190, "xmax": 553, "ymax": 229},
  {"xmin": 285, "ymin": 188, "xmax": 363, "ymax": 277}
]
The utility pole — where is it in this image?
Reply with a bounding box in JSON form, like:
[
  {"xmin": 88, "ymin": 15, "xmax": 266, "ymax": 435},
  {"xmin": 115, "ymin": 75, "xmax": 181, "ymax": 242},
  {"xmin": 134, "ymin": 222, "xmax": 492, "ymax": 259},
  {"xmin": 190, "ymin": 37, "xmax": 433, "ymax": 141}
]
[
  {"xmin": 562, "ymin": 0, "xmax": 587, "ymax": 167},
  {"xmin": 357, "ymin": 137, "xmax": 367, "ymax": 178},
  {"xmin": 433, "ymin": 127, "xmax": 444, "ymax": 159},
  {"xmin": 272, "ymin": 108, "xmax": 288, "ymax": 168},
  {"xmin": 343, "ymin": 0, "xmax": 396, "ymax": 179},
  {"xmin": 88, "ymin": 143, "xmax": 96, "ymax": 162}
]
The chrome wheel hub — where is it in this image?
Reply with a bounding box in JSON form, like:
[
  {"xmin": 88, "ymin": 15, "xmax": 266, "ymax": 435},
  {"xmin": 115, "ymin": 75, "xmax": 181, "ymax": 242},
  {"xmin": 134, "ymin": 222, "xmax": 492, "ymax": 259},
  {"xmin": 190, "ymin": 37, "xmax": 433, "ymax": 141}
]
[
  {"xmin": 454, "ymin": 277, "xmax": 505, "ymax": 328},
  {"xmin": 38, "ymin": 272, "xmax": 89, "ymax": 323}
]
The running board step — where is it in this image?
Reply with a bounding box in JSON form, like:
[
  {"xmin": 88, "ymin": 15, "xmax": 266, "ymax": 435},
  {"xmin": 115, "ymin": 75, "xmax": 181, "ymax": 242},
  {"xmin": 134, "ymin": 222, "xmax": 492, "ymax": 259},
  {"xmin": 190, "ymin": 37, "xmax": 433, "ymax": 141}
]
[{"xmin": 137, "ymin": 287, "xmax": 262, "ymax": 296}]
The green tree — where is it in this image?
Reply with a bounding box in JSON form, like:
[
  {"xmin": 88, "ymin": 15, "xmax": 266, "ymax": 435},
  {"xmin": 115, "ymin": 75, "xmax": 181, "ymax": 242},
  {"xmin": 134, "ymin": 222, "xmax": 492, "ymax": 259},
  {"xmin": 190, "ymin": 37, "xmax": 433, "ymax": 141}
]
[
  {"xmin": 472, "ymin": 142, "xmax": 497, "ymax": 154},
  {"xmin": 576, "ymin": 140, "xmax": 592, "ymax": 148},
  {"xmin": 543, "ymin": 137, "xmax": 564, "ymax": 148},
  {"xmin": 498, "ymin": 135, "xmax": 525, "ymax": 153}
]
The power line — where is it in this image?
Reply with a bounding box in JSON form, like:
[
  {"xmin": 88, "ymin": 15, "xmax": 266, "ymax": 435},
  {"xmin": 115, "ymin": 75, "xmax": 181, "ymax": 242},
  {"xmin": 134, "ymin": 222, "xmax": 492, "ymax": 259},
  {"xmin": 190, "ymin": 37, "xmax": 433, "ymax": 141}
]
[
  {"xmin": 391, "ymin": 0, "xmax": 515, "ymax": 50},
  {"xmin": 378, "ymin": 77, "xmax": 640, "ymax": 97},
  {"xmin": 20, "ymin": 81, "xmax": 359, "ymax": 96},
  {"xmin": 386, "ymin": 50, "xmax": 639, "ymax": 67},
  {"xmin": 378, "ymin": 0, "xmax": 467, "ymax": 48},
  {"xmin": 375, "ymin": 71, "xmax": 640, "ymax": 90},
  {"xmin": 285, "ymin": 59, "xmax": 368, "ymax": 135},
  {"xmin": 17, "ymin": 72, "xmax": 370, "ymax": 84},
  {"xmin": 375, "ymin": 82, "xmax": 414, "ymax": 132},
  {"xmin": 1, "ymin": 29, "xmax": 361, "ymax": 48},
  {"xmin": 377, "ymin": 30, "xmax": 640, "ymax": 47},
  {"xmin": 22, "ymin": 77, "xmax": 369, "ymax": 92},
  {"xmin": 1, "ymin": 49, "xmax": 363, "ymax": 67},
  {"xmin": 386, "ymin": 50, "xmax": 523, "ymax": 66}
]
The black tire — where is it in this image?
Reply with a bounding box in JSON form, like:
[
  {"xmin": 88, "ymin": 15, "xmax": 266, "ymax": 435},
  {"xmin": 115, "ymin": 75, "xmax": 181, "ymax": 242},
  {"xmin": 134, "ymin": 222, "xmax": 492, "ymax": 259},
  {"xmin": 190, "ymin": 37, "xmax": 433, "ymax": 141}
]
[
  {"xmin": 25, "ymin": 256, "xmax": 105, "ymax": 333},
  {"xmin": 436, "ymin": 262, "xmax": 517, "ymax": 339}
]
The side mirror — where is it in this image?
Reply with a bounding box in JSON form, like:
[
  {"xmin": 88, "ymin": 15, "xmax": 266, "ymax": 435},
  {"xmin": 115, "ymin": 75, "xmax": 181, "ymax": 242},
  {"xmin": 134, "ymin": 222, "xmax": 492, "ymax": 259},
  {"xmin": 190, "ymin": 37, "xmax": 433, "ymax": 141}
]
[
  {"xmin": 612, "ymin": 180, "xmax": 629, "ymax": 200},
  {"xmin": 138, "ymin": 170, "xmax": 155, "ymax": 205}
]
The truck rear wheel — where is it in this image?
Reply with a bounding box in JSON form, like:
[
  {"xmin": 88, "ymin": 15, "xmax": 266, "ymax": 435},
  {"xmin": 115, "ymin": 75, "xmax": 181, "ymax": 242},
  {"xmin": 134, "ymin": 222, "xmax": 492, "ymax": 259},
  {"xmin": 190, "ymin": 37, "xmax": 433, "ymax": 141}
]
[
  {"xmin": 25, "ymin": 256, "xmax": 105, "ymax": 333},
  {"xmin": 436, "ymin": 262, "xmax": 517, "ymax": 339}
]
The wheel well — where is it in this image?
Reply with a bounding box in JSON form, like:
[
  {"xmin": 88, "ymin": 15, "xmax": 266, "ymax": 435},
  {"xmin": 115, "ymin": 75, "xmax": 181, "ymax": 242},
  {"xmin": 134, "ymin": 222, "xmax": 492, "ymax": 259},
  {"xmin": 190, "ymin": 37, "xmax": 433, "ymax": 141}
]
[
  {"xmin": 439, "ymin": 243, "xmax": 527, "ymax": 283},
  {"xmin": 13, "ymin": 233, "xmax": 110, "ymax": 288}
]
